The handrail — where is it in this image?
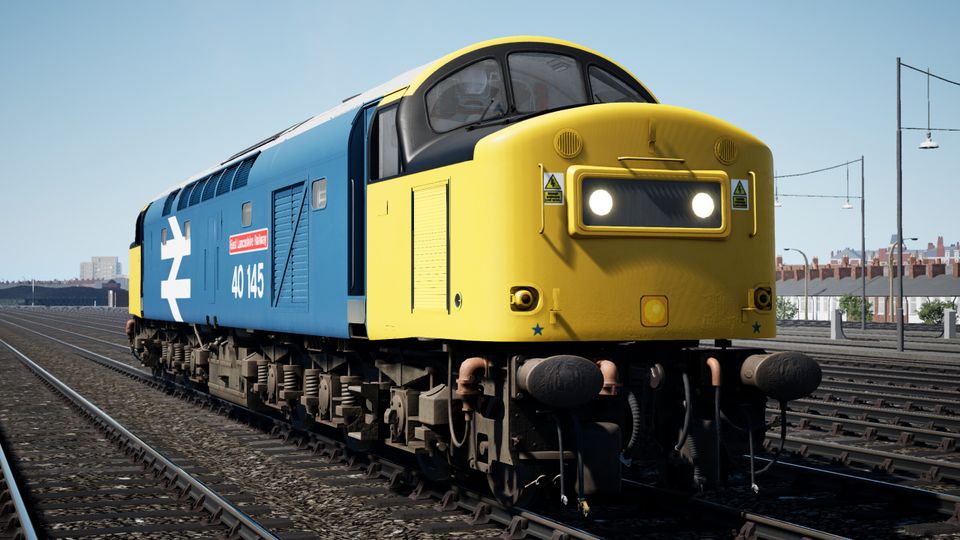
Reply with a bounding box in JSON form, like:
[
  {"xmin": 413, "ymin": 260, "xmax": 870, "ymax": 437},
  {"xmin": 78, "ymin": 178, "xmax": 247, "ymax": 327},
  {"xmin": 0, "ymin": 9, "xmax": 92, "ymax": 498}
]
[
  {"xmin": 748, "ymin": 171, "xmax": 758, "ymax": 238},
  {"xmin": 617, "ymin": 156, "xmax": 686, "ymax": 163},
  {"xmin": 538, "ymin": 163, "xmax": 545, "ymax": 234}
]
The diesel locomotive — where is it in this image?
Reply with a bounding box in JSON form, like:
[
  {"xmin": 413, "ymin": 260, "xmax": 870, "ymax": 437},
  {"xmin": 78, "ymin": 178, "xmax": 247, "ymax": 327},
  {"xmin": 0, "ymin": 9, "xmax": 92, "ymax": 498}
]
[{"xmin": 126, "ymin": 36, "xmax": 821, "ymax": 509}]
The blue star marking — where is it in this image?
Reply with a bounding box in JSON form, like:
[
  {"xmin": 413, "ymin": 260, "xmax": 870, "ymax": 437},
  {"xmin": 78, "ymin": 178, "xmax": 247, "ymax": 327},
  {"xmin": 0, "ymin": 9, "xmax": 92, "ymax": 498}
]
[
  {"xmin": 752, "ymin": 322, "xmax": 761, "ymax": 333},
  {"xmin": 532, "ymin": 323, "xmax": 544, "ymax": 336}
]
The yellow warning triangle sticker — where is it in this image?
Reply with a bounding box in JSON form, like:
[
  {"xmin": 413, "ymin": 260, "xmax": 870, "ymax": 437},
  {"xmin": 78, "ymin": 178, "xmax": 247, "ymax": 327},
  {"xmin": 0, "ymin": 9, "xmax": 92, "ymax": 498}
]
[
  {"xmin": 544, "ymin": 175, "xmax": 561, "ymax": 190},
  {"xmin": 733, "ymin": 181, "xmax": 747, "ymax": 195}
]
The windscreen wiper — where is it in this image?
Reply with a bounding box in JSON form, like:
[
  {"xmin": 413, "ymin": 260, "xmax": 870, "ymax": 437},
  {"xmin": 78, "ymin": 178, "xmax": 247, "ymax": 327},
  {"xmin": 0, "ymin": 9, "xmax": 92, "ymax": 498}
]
[{"xmin": 465, "ymin": 103, "xmax": 590, "ymax": 131}]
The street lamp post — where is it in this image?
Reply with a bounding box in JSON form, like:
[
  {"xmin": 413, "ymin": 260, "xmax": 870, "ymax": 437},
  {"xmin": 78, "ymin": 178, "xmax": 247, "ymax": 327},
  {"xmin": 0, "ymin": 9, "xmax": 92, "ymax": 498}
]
[
  {"xmin": 887, "ymin": 237, "xmax": 916, "ymax": 324},
  {"xmin": 896, "ymin": 57, "xmax": 905, "ymax": 351},
  {"xmin": 894, "ymin": 59, "xmax": 959, "ymax": 350},
  {"xmin": 858, "ymin": 157, "xmax": 867, "ymax": 329},
  {"xmin": 775, "ymin": 158, "xmax": 866, "ymax": 326},
  {"xmin": 785, "ymin": 248, "xmax": 809, "ymax": 320}
]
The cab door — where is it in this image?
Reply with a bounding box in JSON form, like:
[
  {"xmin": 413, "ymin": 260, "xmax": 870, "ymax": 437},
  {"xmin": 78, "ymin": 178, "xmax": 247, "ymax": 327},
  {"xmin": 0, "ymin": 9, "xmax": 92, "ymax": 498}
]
[{"xmin": 348, "ymin": 103, "xmax": 377, "ymax": 297}]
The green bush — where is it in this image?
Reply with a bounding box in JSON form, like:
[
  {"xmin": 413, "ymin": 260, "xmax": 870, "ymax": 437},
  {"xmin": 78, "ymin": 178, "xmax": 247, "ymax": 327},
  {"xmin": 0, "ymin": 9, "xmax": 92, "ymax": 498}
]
[
  {"xmin": 917, "ymin": 299, "xmax": 958, "ymax": 325},
  {"xmin": 839, "ymin": 293, "xmax": 872, "ymax": 321},
  {"xmin": 776, "ymin": 296, "xmax": 799, "ymax": 320}
]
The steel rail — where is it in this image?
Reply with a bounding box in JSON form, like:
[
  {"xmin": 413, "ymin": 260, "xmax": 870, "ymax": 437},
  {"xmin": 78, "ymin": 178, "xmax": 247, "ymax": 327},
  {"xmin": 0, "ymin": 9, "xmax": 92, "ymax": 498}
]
[
  {"xmin": 0, "ymin": 315, "xmax": 128, "ymax": 351},
  {"xmin": 773, "ymin": 409, "xmax": 958, "ymax": 448},
  {"xmin": 821, "ymin": 367, "xmax": 960, "ymax": 389},
  {"xmin": 0, "ymin": 316, "xmax": 598, "ymax": 539},
  {"xmin": 621, "ymin": 479, "xmax": 845, "ymax": 540},
  {"xmin": 816, "ymin": 380, "xmax": 959, "ymax": 404},
  {"xmin": 752, "ymin": 457, "xmax": 960, "ymax": 518},
  {"xmin": 791, "ymin": 397, "xmax": 960, "ymax": 433},
  {"xmin": 819, "ymin": 356, "xmax": 960, "ymax": 374},
  {"xmin": 0, "ymin": 432, "xmax": 37, "ymax": 540},
  {"xmin": 0, "ymin": 337, "xmax": 279, "ymax": 540},
  {"xmin": 810, "ymin": 386, "xmax": 956, "ymax": 416},
  {"xmin": 771, "ymin": 433, "xmax": 960, "ymax": 482},
  {"xmin": 7, "ymin": 310, "xmax": 127, "ymax": 336}
]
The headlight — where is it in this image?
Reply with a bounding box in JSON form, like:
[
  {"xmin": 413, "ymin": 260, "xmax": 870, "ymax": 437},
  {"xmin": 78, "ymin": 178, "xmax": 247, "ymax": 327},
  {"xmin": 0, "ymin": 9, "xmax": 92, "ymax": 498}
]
[
  {"xmin": 588, "ymin": 189, "xmax": 613, "ymax": 216},
  {"xmin": 691, "ymin": 192, "xmax": 715, "ymax": 219}
]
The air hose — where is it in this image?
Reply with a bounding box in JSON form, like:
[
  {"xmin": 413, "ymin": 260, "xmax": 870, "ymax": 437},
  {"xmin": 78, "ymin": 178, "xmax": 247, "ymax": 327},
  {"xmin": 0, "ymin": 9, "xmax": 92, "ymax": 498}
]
[
  {"xmin": 447, "ymin": 354, "xmax": 469, "ymax": 449},
  {"xmin": 675, "ymin": 372, "xmax": 692, "ymax": 452},
  {"xmin": 626, "ymin": 390, "xmax": 642, "ymax": 452}
]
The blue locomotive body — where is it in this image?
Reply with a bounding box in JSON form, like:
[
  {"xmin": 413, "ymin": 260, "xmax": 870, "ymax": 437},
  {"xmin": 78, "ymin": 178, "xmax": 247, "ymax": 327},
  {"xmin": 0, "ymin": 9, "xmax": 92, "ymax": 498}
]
[{"xmin": 140, "ymin": 105, "xmax": 367, "ymax": 339}]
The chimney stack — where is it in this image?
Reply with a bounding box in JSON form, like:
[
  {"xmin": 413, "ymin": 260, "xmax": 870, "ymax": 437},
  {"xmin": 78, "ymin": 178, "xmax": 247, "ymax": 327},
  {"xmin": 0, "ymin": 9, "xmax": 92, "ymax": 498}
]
[{"xmin": 926, "ymin": 261, "xmax": 946, "ymax": 278}]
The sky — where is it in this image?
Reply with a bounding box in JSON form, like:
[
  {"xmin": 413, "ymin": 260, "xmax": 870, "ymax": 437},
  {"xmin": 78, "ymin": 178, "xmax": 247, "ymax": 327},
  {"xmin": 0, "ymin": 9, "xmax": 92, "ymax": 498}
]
[{"xmin": 1, "ymin": 1, "xmax": 958, "ymax": 279}]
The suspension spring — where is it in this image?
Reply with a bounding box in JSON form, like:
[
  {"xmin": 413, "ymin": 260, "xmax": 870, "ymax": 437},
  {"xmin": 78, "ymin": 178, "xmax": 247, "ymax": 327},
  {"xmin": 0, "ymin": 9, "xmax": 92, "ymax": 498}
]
[
  {"xmin": 257, "ymin": 362, "xmax": 268, "ymax": 386},
  {"xmin": 282, "ymin": 365, "xmax": 300, "ymax": 391},
  {"xmin": 173, "ymin": 343, "xmax": 184, "ymax": 368},
  {"xmin": 303, "ymin": 369, "xmax": 320, "ymax": 397},
  {"xmin": 341, "ymin": 377, "xmax": 357, "ymax": 407}
]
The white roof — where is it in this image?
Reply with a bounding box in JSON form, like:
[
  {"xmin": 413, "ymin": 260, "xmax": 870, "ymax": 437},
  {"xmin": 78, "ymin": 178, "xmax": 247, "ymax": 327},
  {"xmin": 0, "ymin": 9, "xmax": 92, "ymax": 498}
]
[{"xmin": 150, "ymin": 63, "xmax": 428, "ymax": 203}]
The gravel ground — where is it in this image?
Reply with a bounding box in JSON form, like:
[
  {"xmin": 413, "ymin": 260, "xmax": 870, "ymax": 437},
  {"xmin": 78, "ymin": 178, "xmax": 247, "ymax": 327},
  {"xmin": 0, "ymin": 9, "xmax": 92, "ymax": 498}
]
[
  {"xmin": 0, "ymin": 314, "xmax": 503, "ymax": 539},
  {"xmin": 0, "ymin": 345, "xmax": 221, "ymax": 539}
]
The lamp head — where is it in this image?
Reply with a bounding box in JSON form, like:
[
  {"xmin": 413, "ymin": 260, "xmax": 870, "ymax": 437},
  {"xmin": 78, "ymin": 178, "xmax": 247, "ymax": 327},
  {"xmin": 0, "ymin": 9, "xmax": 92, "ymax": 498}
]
[
  {"xmin": 919, "ymin": 133, "xmax": 940, "ymax": 149},
  {"xmin": 841, "ymin": 201, "xmax": 853, "ymax": 210}
]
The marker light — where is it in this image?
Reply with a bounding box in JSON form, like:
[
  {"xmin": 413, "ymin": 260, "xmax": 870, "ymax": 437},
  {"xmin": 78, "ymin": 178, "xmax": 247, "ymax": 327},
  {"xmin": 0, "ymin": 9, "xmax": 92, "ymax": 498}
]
[
  {"xmin": 691, "ymin": 192, "xmax": 715, "ymax": 219},
  {"xmin": 588, "ymin": 189, "xmax": 613, "ymax": 216},
  {"xmin": 641, "ymin": 295, "xmax": 668, "ymax": 327}
]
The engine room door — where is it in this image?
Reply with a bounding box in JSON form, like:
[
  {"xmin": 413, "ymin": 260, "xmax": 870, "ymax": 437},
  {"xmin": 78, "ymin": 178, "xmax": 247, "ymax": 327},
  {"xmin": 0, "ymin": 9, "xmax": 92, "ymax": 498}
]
[{"xmin": 347, "ymin": 103, "xmax": 376, "ymax": 296}]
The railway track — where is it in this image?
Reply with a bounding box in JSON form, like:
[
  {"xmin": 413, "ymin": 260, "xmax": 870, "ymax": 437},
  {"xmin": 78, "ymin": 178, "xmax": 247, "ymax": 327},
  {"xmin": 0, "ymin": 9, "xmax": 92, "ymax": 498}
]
[
  {"xmin": 0, "ymin": 307, "xmax": 854, "ymax": 539},
  {"xmin": 0, "ymin": 338, "xmax": 278, "ymax": 539}
]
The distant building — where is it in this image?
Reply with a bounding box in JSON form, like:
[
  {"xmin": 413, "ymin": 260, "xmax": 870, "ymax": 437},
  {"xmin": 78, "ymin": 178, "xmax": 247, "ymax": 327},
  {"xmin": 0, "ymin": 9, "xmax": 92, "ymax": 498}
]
[
  {"xmin": 776, "ymin": 255, "xmax": 959, "ymax": 323},
  {"xmin": 830, "ymin": 235, "xmax": 960, "ymax": 266},
  {"xmin": 79, "ymin": 256, "xmax": 122, "ymax": 281},
  {"xmin": 80, "ymin": 261, "xmax": 93, "ymax": 280}
]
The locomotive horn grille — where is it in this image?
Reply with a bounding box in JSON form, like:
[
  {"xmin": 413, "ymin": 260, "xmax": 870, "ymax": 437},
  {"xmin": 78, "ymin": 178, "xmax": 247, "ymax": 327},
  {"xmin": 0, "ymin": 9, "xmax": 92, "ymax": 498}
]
[
  {"xmin": 714, "ymin": 137, "xmax": 738, "ymax": 165},
  {"xmin": 554, "ymin": 129, "xmax": 583, "ymax": 159}
]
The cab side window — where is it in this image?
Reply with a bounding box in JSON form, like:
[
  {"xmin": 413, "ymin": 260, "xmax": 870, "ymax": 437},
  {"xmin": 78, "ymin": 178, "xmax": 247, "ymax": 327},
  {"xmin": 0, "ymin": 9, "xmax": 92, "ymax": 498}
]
[
  {"xmin": 589, "ymin": 66, "xmax": 646, "ymax": 103},
  {"xmin": 371, "ymin": 106, "xmax": 400, "ymax": 180},
  {"xmin": 425, "ymin": 58, "xmax": 506, "ymax": 133}
]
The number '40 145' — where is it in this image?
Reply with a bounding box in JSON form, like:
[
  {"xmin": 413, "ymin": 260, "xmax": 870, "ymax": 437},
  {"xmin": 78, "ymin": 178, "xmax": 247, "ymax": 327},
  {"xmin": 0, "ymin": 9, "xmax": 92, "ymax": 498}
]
[{"xmin": 231, "ymin": 263, "xmax": 264, "ymax": 299}]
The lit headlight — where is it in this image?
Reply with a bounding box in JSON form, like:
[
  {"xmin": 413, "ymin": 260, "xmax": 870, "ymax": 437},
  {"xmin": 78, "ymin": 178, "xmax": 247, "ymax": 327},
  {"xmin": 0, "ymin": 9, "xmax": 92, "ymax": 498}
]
[
  {"xmin": 588, "ymin": 189, "xmax": 613, "ymax": 216},
  {"xmin": 691, "ymin": 192, "xmax": 715, "ymax": 219}
]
